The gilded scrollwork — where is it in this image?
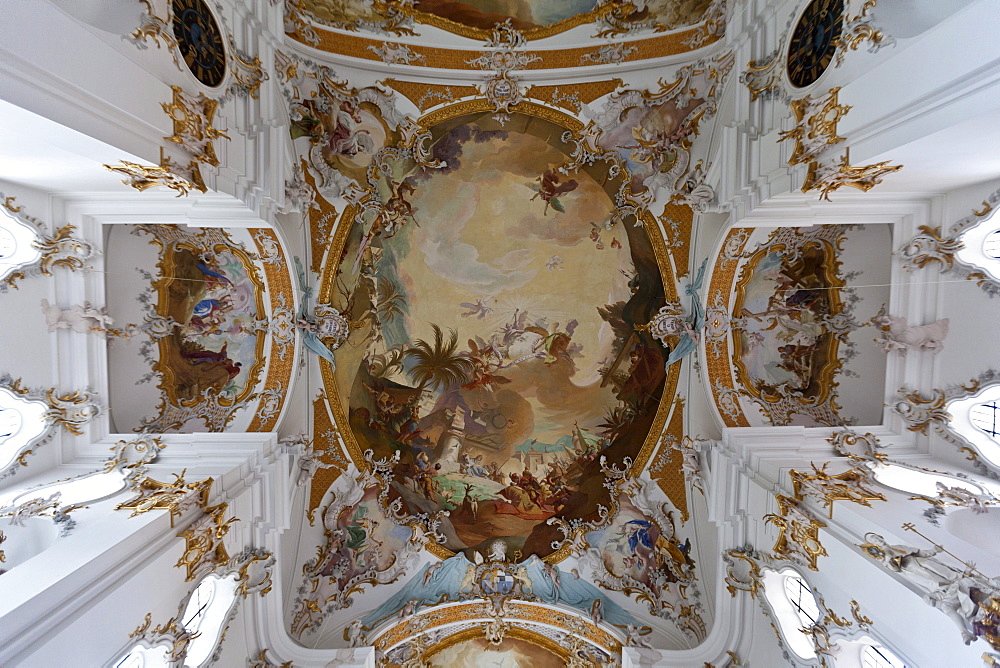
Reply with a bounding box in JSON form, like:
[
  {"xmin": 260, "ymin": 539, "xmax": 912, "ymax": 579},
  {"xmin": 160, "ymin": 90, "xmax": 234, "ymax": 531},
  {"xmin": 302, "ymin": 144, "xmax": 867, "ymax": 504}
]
[
  {"xmin": 789, "ymin": 462, "xmax": 887, "ymax": 517},
  {"xmin": 722, "ymin": 546, "xmax": 766, "ymax": 599},
  {"xmin": 128, "ymin": 613, "xmax": 196, "ymax": 664},
  {"xmin": 232, "ymin": 547, "xmax": 276, "ymax": 597},
  {"xmin": 833, "ymin": 0, "xmax": 895, "ymax": 66},
  {"xmin": 0, "ymin": 195, "xmax": 96, "ymax": 291},
  {"xmin": 248, "ymin": 649, "xmax": 292, "ymax": 668},
  {"xmin": 162, "ymin": 86, "xmax": 230, "ymax": 166},
  {"xmin": 740, "ymin": 49, "xmax": 787, "ymax": 103},
  {"xmin": 115, "ymin": 471, "xmax": 214, "ymax": 526},
  {"xmin": 126, "ymin": 0, "xmax": 182, "ymax": 69},
  {"xmin": 778, "ymin": 87, "xmax": 850, "ymax": 166},
  {"xmin": 226, "ymin": 46, "xmax": 269, "ymax": 100},
  {"xmin": 764, "ymin": 495, "xmax": 828, "ymax": 571},
  {"xmin": 827, "ymin": 428, "xmax": 887, "ymax": 463},
  {"xmin": 898, "ymin": 186, "xmax": 1000, "ymax": 297},
  {"xmin": 175, "ymin": 502, "xmax": 238, "ymax": 581},
  {"xmin": 890, "ymin": 386, "xmax": 952, "ymax": 436},
  {"xmin": 801, "ymin": 151, "xmax": 902, "ymax": 201},
  {"xmin": 579, "ymin": 42, "xmax": 638, "ymax": 66},
  {"xmin": 105, "ymin": 159, "xmax": 207, "ymax": 197},
  {"xmin": 105, "ymin": 435, "xmax": 166, "ymax": 472}
]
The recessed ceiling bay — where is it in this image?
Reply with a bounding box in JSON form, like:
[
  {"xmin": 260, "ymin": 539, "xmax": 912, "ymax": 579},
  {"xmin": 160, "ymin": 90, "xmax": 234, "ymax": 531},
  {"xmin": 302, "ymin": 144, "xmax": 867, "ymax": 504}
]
[{"xmin": 319, "ymin": 110, "xmax": 680, "ymax": 560}]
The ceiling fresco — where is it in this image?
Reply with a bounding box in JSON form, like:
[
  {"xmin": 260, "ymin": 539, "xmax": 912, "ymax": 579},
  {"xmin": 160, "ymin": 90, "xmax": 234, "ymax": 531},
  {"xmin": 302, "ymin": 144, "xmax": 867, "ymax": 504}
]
[
  {"xmin": 105, "ymin": 225, "xmax": 295, "ymax": 433},
  {"xmin": 272, "ymin": 39, "xmax": 727, "ymax": 650},
  {"xmin": 705, "ymin": 225, "xmax": 891, "ymax": 427},
  {"xmin": 321, "ymin": 110, "xmax": 676, "ymax": 560},
  {"xmin": 293, "ymin": 0, "xmax": 716, "ymax": 40}
]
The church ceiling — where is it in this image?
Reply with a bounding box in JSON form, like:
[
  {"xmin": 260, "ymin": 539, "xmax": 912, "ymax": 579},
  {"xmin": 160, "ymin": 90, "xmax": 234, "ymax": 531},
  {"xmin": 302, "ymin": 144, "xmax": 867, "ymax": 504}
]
[
  {"xmin": 275, "ymin": 24, "xmax": 730, "ymax": 650},
  {"xmin": 16, "ymin": 0, "xmax": 975, "ymax": 661}
]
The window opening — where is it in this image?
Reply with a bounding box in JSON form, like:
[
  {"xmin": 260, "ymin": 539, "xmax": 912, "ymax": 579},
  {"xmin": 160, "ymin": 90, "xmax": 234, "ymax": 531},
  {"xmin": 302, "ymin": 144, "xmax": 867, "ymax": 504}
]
[
  {"xmin": 861, "ymin": 643, "xmax": 907, "ymax": 668},
  {"xmin": 182, "ymin": 577, "xmax": 216, "ymax": 631},
  {"xmin": 0, "ymin": 206, "xmax": 41, "ymax": 282},
  {"xmin": 0, "ymin": 387, "xmax": 48, "ymax": 473},
  {"xmin": 783, "ymin": 574, "xmax": 819, "ymax": 626},
  {"xmin": 984, "ymin": 229, "xmax": 1000, "ymax": 259},
  {"xmin": 971, "ymin": 400, "xmax": 1000, "ymax": 443}
]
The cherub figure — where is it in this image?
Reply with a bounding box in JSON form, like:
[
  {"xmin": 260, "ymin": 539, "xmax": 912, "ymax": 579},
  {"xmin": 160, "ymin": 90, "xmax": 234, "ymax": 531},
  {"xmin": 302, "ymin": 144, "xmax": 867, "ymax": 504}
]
[{"xmin": 529, "ymin": 168, "xmax": 578, "ymax": 214}]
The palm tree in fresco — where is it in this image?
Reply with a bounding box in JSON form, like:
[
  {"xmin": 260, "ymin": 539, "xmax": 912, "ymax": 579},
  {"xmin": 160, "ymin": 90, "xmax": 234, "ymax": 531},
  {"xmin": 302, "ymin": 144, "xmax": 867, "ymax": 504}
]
[
  {"xmin": 404, "ymin": 324, "xmax": 475, "ymax": 392},
  {"xmin": 376, "ymin": 276, "xmax": 406, "ymax": 325}
]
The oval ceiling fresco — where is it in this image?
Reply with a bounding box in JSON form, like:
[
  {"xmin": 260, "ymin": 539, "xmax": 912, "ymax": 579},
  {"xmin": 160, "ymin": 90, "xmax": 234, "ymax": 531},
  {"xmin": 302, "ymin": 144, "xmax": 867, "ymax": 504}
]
[{"xmin": 321, "ymin": 109, "xmax": 677, "ymax": 560}]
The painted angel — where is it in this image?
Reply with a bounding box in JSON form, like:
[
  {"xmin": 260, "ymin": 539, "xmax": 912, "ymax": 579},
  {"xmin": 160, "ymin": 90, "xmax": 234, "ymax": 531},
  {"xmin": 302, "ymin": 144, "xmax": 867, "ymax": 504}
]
[
  {"xmin": 460, "ymin": 297, "xmax": 493, "ymax": 319},
  {"xmin": 525, "ymin": 319, "xmax": 578, "ymax": 364},
  {"xmin": 529, "ymin": 168, "xmax": 578, "ymax": 214}
]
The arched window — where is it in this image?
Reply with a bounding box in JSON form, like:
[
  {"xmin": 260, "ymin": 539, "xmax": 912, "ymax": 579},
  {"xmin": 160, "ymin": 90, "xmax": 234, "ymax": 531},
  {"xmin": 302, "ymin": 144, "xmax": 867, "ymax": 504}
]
[
  {"xmin": 832, "ymin": 635, "xmax": 911, "ymax": 668},
  {"xmin": 861, "ymin": 643, "xmax": 908, "ymax": 668},
  {"xmin": 957, "ymin": 207, "xmax": 1000, "ymax": 282},
  {"xmin": 783, "ymin": 573, "xmax": 819, "ymax": 626},
  {"xmin": 0, "ymin": 468, "xmax": 130, "ymax": 511},
  {"xmin": 112, "ymin": 646, "xmax": 168, "ymax": 668},
  {"xmin": 0, "ymin": 205, "xmax": 41, "ymax": 283},
  {"xmin": 985, "ymin": 229, "xmax": 1000, "ymax": 259},
  {"xmin": 970, "ymin": 399, "xmax": 1000, "ymax": 443},
  {"xmin": 179, "ymin": 573, "xmax": 239, "ymax": 667},
  {"xmin": 948, "ymin": 384, "xmax": 1000, "ymax": 467},
  {"xmin": 109, "ymin": 574, "xmax": 239, "ymax": 668},
  {"xmin": 0, "ymin": 387, "xmax": 49, "ymax": 474},
  {"xmin": 865, "ymin": 460, "xmax": 1000, "ymax": 500},
  {"xmin": 762, "ymin": 568, "xmax": 820, "ymax": 659}
]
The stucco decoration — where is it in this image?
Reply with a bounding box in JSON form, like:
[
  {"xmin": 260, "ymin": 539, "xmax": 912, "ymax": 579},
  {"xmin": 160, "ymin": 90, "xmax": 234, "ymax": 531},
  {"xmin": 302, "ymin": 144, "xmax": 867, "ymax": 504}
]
[
  {"xmin": 0, "ymin": 195, "xmax": 95, "ymax": 293},
  {"xmin": 860, "ymin": 529, "xmax": 1000, "ymax": 650},
  {"xmin": 897, "ymin": 185, "xmax": 1000, "ymax": 298},
  {"xmin": 870, "ymin": 305, "xmax": 949, "ymax": 355},
  {"xmin": 587, "ymin": 52, "xmax": 734, "ymax": 210},
  {"xmin": 40, "ymin": 300, "xmax": 114, "ymax": 336}
]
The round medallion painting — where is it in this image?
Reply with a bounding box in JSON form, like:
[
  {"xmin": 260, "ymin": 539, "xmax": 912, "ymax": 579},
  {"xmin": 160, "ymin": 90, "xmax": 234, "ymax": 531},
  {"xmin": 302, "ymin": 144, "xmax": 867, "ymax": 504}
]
[
  {"xmin": 786, "ymin": 0, "xmax": 845, "ymax": 88},
  {"xmin": 323, "ymin": 111, "xmax": 675, "ymax": 560},
  {"xmin": 171, "ymin": 0, "xmax": 227, "ymax": 88}
]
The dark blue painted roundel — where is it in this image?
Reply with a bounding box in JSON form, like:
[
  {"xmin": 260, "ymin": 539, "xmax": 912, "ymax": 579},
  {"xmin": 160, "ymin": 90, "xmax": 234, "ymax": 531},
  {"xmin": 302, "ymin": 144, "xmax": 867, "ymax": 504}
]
[
  {"xmin": 171, "ymin": 0, "xmax": 226, "ymax": 88},
  {"xmin": 787, "ymin": 0, "xmax": 845, "ymax": 88}
]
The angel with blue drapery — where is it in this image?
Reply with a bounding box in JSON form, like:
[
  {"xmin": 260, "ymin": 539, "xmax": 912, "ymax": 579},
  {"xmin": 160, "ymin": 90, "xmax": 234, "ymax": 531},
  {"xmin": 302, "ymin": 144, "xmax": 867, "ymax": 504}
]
[
  {"xmin": 294, "ymin": 257, "xmax": 350, "ymax": 368},
  {"xmin": 645, "ymin": 258, "xmax": 708, "ymax": 369}
]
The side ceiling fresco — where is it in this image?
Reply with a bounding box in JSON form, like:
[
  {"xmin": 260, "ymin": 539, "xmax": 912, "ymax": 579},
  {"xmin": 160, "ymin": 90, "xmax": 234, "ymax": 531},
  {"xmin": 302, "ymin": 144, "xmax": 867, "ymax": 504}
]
[
  {"xmin": 106, "ymin": 225, "xmax": 296, "ymax": 433},
  {"xmin": 705, "ymin": 224, "xmax": 892, "ymax": 427}
]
